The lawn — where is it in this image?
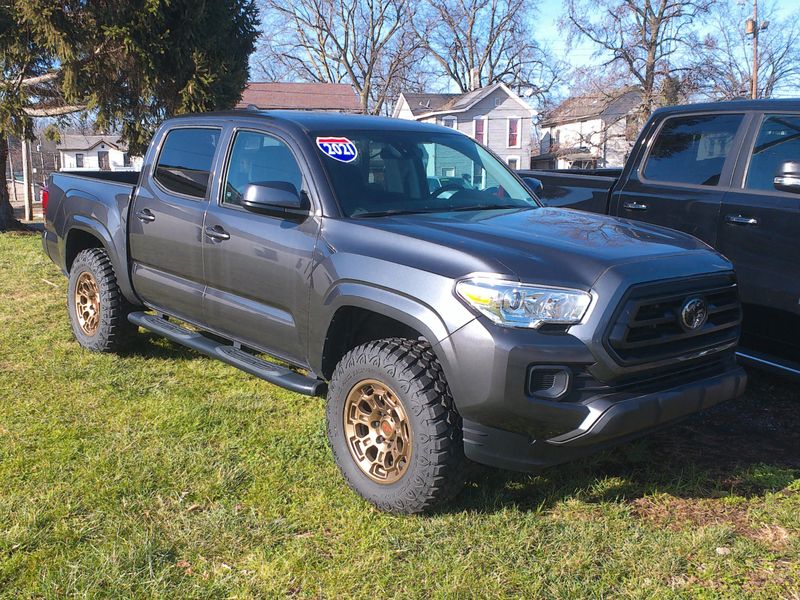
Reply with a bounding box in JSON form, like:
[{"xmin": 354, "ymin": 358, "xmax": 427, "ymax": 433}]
[{"xmin": 1, "ymin": 231, "xmax": 798, "ymax": 599}]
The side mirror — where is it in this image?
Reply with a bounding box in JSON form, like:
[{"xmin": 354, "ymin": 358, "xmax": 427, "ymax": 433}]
[
  {"xmin": 241, "ymin": 182, "xmax": 308, "ymax": 215},
  {"xmin": 773, "ymin": 161, "xmax": 800, "ymax": 194},
  {"xmin": 522, "ymin": 176, "xmax": 543, "ymax": 196}
]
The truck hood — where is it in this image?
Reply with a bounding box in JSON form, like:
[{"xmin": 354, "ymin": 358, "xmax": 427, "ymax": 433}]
[{"xmin": 353, "ymin": 206, "xmax": 726, "ymax": 289}]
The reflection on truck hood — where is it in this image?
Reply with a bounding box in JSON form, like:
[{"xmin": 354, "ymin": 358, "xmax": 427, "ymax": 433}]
[{"xmin": 346, "ymin": 206, "xmax": 723, "ymax": 289}]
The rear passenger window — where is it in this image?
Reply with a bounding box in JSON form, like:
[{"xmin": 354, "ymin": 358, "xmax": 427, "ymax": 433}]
[
  {"xmin": 154, "ymin": 128, "xmax": 219, "ymax": 198},
  {"xmin": 222, "ymin": 130, "xmax": 302, "ymax": 206},
  {"xmin": 746, "ymin": 114, "xmax": 800, "ymax": 191},
  {"xmin": 643, "ymin": 114, "xmax": 743, "ymax": 186}
]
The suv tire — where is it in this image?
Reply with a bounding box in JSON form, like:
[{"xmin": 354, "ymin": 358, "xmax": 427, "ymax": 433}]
[
  {"xmin": 67, "ymin": 248, "xmax": 136, "ymax": 352},
  {"xmin": 326, "ymin": 338, "xmax": 465, "ymax": 514}
]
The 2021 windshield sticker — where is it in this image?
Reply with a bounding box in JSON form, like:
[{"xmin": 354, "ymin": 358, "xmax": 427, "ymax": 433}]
[{"xmin": 316, "ymin": 137, "xmax": 358, "ymax": 163}]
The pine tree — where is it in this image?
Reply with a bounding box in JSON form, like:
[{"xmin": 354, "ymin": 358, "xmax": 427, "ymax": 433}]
[{"xmin": 0, "ymin": 0, "xmax": 259, "ymax": 230}]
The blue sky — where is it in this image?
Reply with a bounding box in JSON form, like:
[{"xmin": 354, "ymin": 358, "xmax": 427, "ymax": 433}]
[{"xmin": 535, "ymin": 0, "xmax": 799, "ymax": 70}]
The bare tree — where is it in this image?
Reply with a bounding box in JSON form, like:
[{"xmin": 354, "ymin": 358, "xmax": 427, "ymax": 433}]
[
  {"xmin": 256, "ymin": 0, "xmax": 423, "ymax": 114},
  {"xmin": 564, "ymin": 0, "xmax": 714, "ymax": 121},
  {"xmin": 416, "ymin": 0, "xmax": 560, "ymax": 97},
  {"xmin": 700, "ymin": 0, "xmax": 800, "ymax": 99}
]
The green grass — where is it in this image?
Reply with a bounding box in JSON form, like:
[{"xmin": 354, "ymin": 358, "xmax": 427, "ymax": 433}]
[{"xmin": 1, "ymin": 232, "xmax": 798, "ymax": 598}]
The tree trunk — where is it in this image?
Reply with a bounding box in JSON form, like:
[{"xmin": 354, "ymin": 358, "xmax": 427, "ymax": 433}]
[{"xmin": 0, "ymin": 137, "xmax": 22, "ymax": 231}]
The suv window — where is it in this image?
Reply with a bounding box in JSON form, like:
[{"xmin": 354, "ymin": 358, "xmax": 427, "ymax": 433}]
[
  {"xmin": 643, "ymin": 114, "xmax": 743, "ymax": 186},
  {"xmin": 154, "ymin": 128, "xmax": 220, "ymax": 198},
  {"xmin": 746, "ymin": 114, "xmax": 800, "ymax": 191},
  {"xmin": 222, "ymin": 130, "xmax": 303, "ymax": 207}
]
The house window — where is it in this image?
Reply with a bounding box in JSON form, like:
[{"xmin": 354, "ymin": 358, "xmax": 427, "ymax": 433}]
[
  {"xmin": 507, "ymin": 156, "xmax": 519, "ymax": 170},
  {"xmin": 75, "ymin": 153, "xmax": 84, "ymax": 168},
  {"xmin": 473, "ymin": 118, "xmax": 486, "ymax": 145},
  {"xmin": 507, "ymin": 118, "xmax": 521, "ymax": 148},
  {"xmin": 442, "ymin": 116, "xmax": 457, "ymax": 129},
  {"xmin": 442, "ymin": 167, "xmax": 456, "ymax": 177}
]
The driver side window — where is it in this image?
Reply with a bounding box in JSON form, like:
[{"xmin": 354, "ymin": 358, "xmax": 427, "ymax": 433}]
[
  {"xmin": 222, "ymin": 130, "xmax": 303, "ymax": 206},
  {"xmin": 746, "ymin": 114, "xmax": 800, "ymax": 191}
]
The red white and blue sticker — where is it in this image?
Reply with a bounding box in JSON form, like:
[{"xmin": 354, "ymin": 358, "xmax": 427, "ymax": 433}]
[{"xmin": 316, "ymin": 136, "xmax": 358, "ymax": 163}]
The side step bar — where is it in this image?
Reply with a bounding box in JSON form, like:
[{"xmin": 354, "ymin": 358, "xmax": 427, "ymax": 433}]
[{"xmin": 128, "ymin": 312, "xmax": 326, "ymax": 396}]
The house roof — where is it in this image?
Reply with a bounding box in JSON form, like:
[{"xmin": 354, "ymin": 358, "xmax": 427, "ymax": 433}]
[
  {"xmin": 540, "ymin": 88, "xmax": 642, "ymax": 127},
  {"xmin": 58, "ymin": 134, "xmax": 126, "ymax": 151},
  {"xmin": 394, "ymin": 83, "xmax": 534, "ymax": 119},
  {"xmin": 236, "ymin": 82, "xmax": 362, "ymax": 112}
]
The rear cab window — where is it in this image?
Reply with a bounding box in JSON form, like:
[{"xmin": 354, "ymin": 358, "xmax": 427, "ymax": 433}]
[
  {"xmin": 643, "ymin": 114, "xmax": 744, "ymax": 186},
  {"xmin": 154, "ymin": 127, "xmax": 220, "ymax": 199}
]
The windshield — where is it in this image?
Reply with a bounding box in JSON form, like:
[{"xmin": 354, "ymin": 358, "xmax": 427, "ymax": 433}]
[{"xmin": 310, "ymin": 130, "xmax": 537, "ymax": 217}]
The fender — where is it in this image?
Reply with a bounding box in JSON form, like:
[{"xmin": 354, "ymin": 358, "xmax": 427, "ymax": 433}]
[
  {"xmin": 308, "ymin": 280, "xmax": 467, "ymax": 376},
  {"xmin": 61, "ymin": 215, "xmax": 140, "ymax": 305}
]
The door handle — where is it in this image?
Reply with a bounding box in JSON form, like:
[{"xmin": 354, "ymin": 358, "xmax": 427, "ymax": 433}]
[
  {"xmin": 622, "ymin": 201, "xmax": 648, "ymax": 211},
  {"xmin": 204, "ymin": 225, "xmax": 230, "ymax": 241},
  {"xmin": 135, "ymin": 208, "xmax": 156, "ymax": 223},
  {"xmin": 725, "ymin": 214, "xmax": 759, "ymax": 226}
]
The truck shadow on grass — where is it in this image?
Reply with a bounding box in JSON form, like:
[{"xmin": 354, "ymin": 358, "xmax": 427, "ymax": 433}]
[{"xmin": 452, "ymin": 368, "xmax": 800, "ymax": 515}]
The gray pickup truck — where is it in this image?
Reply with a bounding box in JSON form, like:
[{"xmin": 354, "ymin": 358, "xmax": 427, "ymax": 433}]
[{"xmin": 43, "ymin": 110, "xmax": 746, "ymax": 513}]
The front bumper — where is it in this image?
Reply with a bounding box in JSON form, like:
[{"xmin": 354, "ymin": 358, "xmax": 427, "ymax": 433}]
[
  {"xmin": 434, "ymin": 315, "xmax": 747, "ymax": 472},
  {"xmin": 461, "ymin": 365, "xmax": 746, "ymax": 471}
]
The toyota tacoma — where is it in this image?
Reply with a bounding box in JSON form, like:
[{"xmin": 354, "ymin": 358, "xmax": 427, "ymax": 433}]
[{"xmin": 43, "ymin": 110, "xmax": 746, "ymax": 513}]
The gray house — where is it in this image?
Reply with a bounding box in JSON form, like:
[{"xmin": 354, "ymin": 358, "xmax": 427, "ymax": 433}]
[{"xmin": 393, "ymin": 83, "xmax": 535, "ymax": 170}]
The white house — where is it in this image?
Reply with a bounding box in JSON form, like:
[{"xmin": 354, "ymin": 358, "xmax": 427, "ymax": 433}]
[
  {"xmin": 58, "ymin": 134, "xmax": 143, "ymax": 172},
  {"xmin": 533, "ymin": 88, "xmax": 642, "ymax": 170},
  {"xmin": 393, "ymin": 83, "xmax": 535, "ymax": 170}
]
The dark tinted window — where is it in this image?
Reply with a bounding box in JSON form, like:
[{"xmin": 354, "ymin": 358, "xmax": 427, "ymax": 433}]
[
  {"xmin": 746, "ymin": 114, "xmax": 800, "ymax": 191},
  {"xmin": 643, "ymin": 114, "xmax": 743, "ymax": 186},
  {"xmin": 222, "ymin": 131, "xmax": 302, "ymax": 206},
  {"xmin": 154, "ymin": 128, "xmax": 219, "ymax": 198}
]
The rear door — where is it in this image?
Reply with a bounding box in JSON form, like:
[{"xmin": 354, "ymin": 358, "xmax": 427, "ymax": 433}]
[
  {"xmin": 611, "ymin": 112, "xmax": 748, "ymax": 246},
  {"xmin": 718, "ymin": 112, "xmax": 800, "ymax": 361},
  {"xmin": 201, "ymin": 126, "xmax": 321, "ymax": 366},
  {"xmin": 129, "ymin": 125, "xmax": 221, "ymax": 323}
]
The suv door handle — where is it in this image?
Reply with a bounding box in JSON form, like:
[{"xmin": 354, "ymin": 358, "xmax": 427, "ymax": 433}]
[
  {"xmin": 135, "ymin": 208, "xmax": 156, "ymax": 223},
  {"xmin": 623, "ymin": 201, "xmax": 648, "ymax": 211},
  {"xmin": 725, "ymin": 214, "xmax": 759, "ymax": 226},
  {"xmin": 204, "ymin": 225, "xmax": 230, "ymax": 241}
]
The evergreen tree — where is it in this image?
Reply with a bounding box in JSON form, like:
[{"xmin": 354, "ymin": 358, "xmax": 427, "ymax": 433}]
[{"xmin": 0, "ymin": 0, "xmax": 259, "ymax": 230}]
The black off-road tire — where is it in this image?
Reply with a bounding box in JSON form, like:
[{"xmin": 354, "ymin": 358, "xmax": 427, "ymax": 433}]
[
  {"xmin": 67, "ymin": 248, "xmax": 137, "ymax": 352},
  {"xmin": 326, "ymin": 338, "xmax": 465, "ymax": 514}
]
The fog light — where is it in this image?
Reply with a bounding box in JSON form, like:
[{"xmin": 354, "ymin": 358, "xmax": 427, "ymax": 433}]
[{"xmin": 528, "ymin": 366, "xmax": 571, "ymax": 400}]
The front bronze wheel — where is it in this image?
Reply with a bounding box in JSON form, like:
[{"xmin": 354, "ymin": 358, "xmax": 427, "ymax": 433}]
[
  {"xmin": 326, "ymin": 338, "xmax": 465, "ymax": 514},
  {"xmin": 343, "ymin": 379, "xmax": 413, "ymax": 484}
]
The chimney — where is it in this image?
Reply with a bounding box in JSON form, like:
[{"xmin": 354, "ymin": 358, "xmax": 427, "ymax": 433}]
[{"xmin": 470, "ymin": 68, "xmax": 480, "ymax": 91}]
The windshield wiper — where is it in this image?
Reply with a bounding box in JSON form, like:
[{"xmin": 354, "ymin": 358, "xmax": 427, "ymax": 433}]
[
  {"xmin": 450, "ymin": 203, "xmax": 531, "ymax": 212},
  {"xmin": 352, "ymin": 209, "xmax": 435, "ymax": 218}
]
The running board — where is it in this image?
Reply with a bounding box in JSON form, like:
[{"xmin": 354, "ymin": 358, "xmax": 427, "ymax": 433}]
[{"xmin": 128, "ymin": 312, "xmax": 326, "ymax": 396}]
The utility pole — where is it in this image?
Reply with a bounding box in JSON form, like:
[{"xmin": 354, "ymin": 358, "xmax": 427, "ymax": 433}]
[
  {"xmin": 746, "ymin": 0, "xmax": 769, "ymax": 99},
  {"xmin": 21, "ymin": 135, "xmax": 32, "ymax": 221}
]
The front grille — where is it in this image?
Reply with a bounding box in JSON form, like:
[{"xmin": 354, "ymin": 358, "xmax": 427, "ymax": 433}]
[{"xmin": 605, "ymin": 274, "xmax": 741, "ymax": 366}]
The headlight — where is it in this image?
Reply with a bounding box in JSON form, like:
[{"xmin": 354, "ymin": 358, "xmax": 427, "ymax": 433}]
[{"xmin": 455, "ymin": 277, "xmax": 591, "ymax": 329}]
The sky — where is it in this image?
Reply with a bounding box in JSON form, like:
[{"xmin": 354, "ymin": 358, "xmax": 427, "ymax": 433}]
[{"xmin": 535, "ymin": 0, "xmax": 799, "ymax": 70}]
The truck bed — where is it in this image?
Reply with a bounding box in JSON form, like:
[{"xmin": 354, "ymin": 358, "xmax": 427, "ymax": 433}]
[{"xmin": 519, "ymin": 169, "xmax": 618, "ymax": 213}]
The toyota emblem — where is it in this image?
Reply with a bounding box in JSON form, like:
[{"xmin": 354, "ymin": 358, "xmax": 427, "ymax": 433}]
[{"xmin": 679, "ymin": 297, "xmax": 708, "ymax": 331}]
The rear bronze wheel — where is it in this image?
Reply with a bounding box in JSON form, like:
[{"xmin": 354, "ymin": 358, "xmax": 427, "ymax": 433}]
[
  {"xmin": 67, "ymin": 248, "xmax": 136, "ymax": 352},
  {"xmin": 326, "ymin": 338, "xmax": 465, "ymax": 514},
  {"xmin": 74, "ymin": 271, "xmax": 101, "ymax": 336}
]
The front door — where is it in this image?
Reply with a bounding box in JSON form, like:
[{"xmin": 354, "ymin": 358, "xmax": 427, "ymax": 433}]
[
  {"xmin": 718, "ymin": 113, "xmax": 800, "ymax": 362},
  {"xmin": 97, "ymin": 150, "xmax": 110, "ymax": 171},
  {"xmin": 611, "ymin": 112, "xmax": 747, "ymax": 246},
  {"xmin": 129, "ymin": 126, "xmax": 221, "ymax": 324},
  {"xmin": 202, "ymin": 128, "xmax": 320, "ymax": 366}
]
